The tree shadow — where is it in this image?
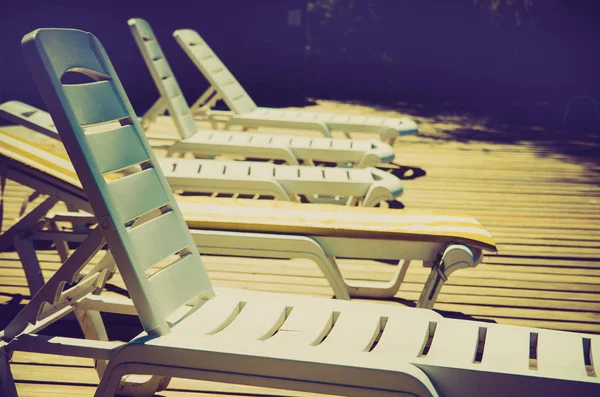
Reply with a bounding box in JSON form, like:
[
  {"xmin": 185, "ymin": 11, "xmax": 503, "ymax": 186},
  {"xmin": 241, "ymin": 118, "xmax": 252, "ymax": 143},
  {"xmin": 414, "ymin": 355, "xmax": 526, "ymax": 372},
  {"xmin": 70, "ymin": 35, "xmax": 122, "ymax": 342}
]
[
  {"xmin": 0, "ymin": 294, "xmax": 26, "ymax": 329},
  {"xmin": 0, "ymin": 289, "xmax": 140, "ymax": 341},
  {"xmin": 358, "ymin": 295, "xmax": 498, "ymax": 324},
  {"xmin": 322, "ymin": 96, "xmax": 600, "ymax": 176},
  {"xmin": 434, "ymin": 308, "xmax": 497, "ymax": 324},
  {"xmin": 385, "ymin": 165, "xmax": 427, "ymax": 180}
]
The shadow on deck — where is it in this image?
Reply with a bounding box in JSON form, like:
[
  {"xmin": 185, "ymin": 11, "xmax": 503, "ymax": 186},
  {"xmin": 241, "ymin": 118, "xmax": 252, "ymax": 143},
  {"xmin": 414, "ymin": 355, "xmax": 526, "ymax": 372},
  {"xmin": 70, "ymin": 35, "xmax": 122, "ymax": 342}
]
[{"xmin": 323, "ymin": 96, "xmax": 600, "ymax": 176}]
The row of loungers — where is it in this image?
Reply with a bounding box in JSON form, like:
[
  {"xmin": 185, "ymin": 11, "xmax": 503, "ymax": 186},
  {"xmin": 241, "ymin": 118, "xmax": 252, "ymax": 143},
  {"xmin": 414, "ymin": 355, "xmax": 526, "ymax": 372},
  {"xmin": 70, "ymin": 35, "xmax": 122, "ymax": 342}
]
[
  {"xmin": 1, "ymin": 17, "xmax": 419, "ymax": 209},
  {"xmin": 0, "ymin": 24, "xmax": 598, "ymax": 397},
  {"xmin": 0, "ymin": 129, "xmax": 492, "ymax": 304},
  {"xmin": 0, "ymin": 118, "xmax": 404, "ymax": 208}
]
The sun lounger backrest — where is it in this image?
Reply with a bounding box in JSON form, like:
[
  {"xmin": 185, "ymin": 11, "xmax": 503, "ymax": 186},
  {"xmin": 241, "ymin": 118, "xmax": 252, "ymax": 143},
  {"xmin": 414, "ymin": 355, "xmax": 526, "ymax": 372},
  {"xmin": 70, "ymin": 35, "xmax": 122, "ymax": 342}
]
[
  {"xmin": 22, "ymin": 28, "xmax": 214, "ymax": 336},
  {"xmin": 128, "ymin": 18, "xmax": 197, "ymax": 139},
  {"xmin": 173, "ymin": 29, "xmax": 258, "ymax": 114},
  {"xmin": 0, "ymin": 100, "xmax": 61, "ymax": 140}
]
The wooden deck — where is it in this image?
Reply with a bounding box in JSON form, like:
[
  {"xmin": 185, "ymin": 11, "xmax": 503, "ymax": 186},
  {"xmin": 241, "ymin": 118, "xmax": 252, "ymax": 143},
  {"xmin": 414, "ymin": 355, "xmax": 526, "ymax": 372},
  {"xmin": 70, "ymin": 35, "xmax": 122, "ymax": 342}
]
[{"xmin": 1, "ymin": 100, "xmax": 599, "ymax": 396}]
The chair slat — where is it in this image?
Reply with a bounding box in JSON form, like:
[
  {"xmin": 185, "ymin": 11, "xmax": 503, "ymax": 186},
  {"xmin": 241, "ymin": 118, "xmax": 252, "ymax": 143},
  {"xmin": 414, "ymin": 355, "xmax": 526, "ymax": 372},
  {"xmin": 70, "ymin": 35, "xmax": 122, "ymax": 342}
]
[
  {"xmin": 265, "ymin": 305, "xmax": 335, "ymax": 347},
  {"xmin": 221, "ymin": 84, "xmax": 247, "ymax": 103},
  {"xmin": 153, "ymin": 58, "xmax": 171, "ymax": 80},
  {"xmin": 223, "ymin": 162, "xmax": 251, "ymax": 178},
  {"xmin": 270, "ymin": 135, "xmax": 293, "ymax": 146},
  {"xmin": 143, "ymin": 40, "xmax": 162, "ymax": 62},
  {"xmin": 349, "ymin": 169, "xmax": 374, "ymax": 183},
  {"xmin": 212, "ymin": 300, "xmax": 288, "ymax": 341},
  {"xmin": 211, "ymin": 70, "xmax": 238, "ymax": 89},
  {"xmin": 86, "ymin": 124, "xmax": 149, "ymax": 174},
  {"xmin": 324, "ymin": 168, "xmax": 349, "ymax": 181},
  {"xmin": 318, "ymin": 310, "xmax": 382, "ymax": 352},
  {"xmin": 372, "ymin": 316, "xmax": 432, "ymax": 357},
  {"xmin": 209, "ymin": 132, "xmax": 233, "ymax": 144},
  {"xmin": 290, "ymin": 136, "xmax": 311, "ymax": 148},
  {"xmin": 162, "ymin": 77, "xmax": 181, "ymax": 98},
  {"xmin": 247, "ymin": 163, "xmax": 274, "ymax": 178},
  {"xmin": 172, "ymin": 95, "xmax": 192, "ymax": 117},
  {"xmin": 174, "ymin": 296, "xmax": 243, "ymax": 335},
  {"xmin": 132, "ymin": 19, "xmax": 153, "ymax": 41},
  {"xmin": 299, "ymin": 167, "xmax": 324, "ymax": 181},
  {"xmin": 273, "ymin": 166, "xmax": 297, "ymax": 179},
  {"xmin": 189, "ymin": 41, "xmax": 212, "ymax": 59},
  {"xmin": 166, "ymin": 88, "xmax": 196, "ymax": 139},
  {"xmin": 149, "ymin": 253, "xmax": 211, "ymax": 319},
  {"xmin": 538, "ymin": 331, "xmax": 588, "ymax": 378},
  {"xmin": 198, "ymin": 161, "xmax": 225, "ymax": 177},
  {"xmin": 232, "ymin": 97, "xmax": 257, "ymax": 115},
  {"xmin": 425, "ymin": 320, "xmax": 480, "ymax": 364},
  {"xmin": 107, "ymin": 168, "xmax": 170, "ymax": 222},
  {"xmin": 63, "ymin": 80, "xmax": 128, "ymax": 125},
  {"xmin": 482, "ymin": 326, "xmax": 530, "ymax": 372},
  {"xmin": 128, "ymin": 210, "xmax": 192, "ymax": 272},
  {"xmin": 228, "ymin": 132, "xmax": 253, "ymax": 145},
  {"xmin": 197, "ymin": 56, "xmax": 222, "ymax": 74}
]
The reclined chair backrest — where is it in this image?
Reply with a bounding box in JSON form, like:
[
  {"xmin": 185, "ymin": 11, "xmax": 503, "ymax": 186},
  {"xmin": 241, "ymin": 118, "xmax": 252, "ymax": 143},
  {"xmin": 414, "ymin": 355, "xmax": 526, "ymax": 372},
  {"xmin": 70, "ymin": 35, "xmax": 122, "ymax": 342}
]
[
  {"xmin": 0, "ymin": 100, "xmax": 60, "ymax": 140},
  {"xmin": 174, "ymin": 29, "xmax": 258, "ymax": 115},
  {"xmin": 128, "ymin": 18, "xmax": 197, "ymax": 139},
  {"xmin": 22, "ymin": 28, "xmax": 214, "ymax": 336}
]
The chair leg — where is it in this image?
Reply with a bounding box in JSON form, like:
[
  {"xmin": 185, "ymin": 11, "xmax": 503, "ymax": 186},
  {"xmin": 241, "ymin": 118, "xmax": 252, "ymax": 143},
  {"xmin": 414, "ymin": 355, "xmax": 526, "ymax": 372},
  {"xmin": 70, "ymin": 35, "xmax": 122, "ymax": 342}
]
[
  {"xmin": 94, "ymin": 361, "xmax": 169, "ymax": 397},
  {"xmin": 418, "ymin": 262, "xmax": 446, "ymax": 309},
  {"xmin": 345, "ymin": 260, "xmax": 411, "ymax": 299},
  {"xmin": 94, "ymin": 362, "xmax": 124, "ymax": 397},
  {"xmin": 46, "ymin": 220, "xmax": 71, "ymax": 263},
  {"xmin": 74, "ymin": 307, "xmax": 109, "ymax": 377},
  {"xmin": 0, "ymin": 345, "xmax": 18, "ymax": 397},
  {"xmin": 13, "ymin": 236, "xmax": 44, "ymax": 296},
  {"xmin": 418, "ymin": 245, "xmax": 482, "ymax": 309},
  {"xmin": 117, "ymin": 374, "xmax": 170, "ymax": 397},
  {"xmin": 74, "ymin": 303, "xmax": 170, "ymax": 396}
]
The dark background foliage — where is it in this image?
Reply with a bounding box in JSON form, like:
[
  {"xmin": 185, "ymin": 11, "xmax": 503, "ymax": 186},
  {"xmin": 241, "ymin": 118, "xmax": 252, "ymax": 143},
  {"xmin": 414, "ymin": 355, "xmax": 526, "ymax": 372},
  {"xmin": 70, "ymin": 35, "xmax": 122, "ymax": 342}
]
[
  {"xmin": 305, "ymin": 1, "xmax": 600, "ymax": 112},
  {"xmin": 0, "ymin": 0, "xmax": 307, "ymax": 116},
  {"xmin": 1, "ymin": 0, "xmax": 599, "ymax": 128}
]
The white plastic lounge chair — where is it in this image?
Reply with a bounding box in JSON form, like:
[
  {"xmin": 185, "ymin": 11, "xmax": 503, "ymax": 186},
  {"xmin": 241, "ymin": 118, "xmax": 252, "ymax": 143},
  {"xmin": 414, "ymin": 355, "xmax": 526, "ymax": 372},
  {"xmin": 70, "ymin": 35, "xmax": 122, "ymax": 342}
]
[
  {"xmin": 1, "ymin": 28, "xmax": 598, "ymax": 397},
  {"xmin": 0, "ymin": 128, "xmax": 492, "ymax": 307},
  {"xmin": 0, "ymin": 101, "xmax": 404, "ymax": 206},
  {"xmin": 173, "ymin": 28, "xmax": 419, "ymax": 144},
  {"xmin": 129, "ymin": 18, "xmax": 395, "ymax": 168}
]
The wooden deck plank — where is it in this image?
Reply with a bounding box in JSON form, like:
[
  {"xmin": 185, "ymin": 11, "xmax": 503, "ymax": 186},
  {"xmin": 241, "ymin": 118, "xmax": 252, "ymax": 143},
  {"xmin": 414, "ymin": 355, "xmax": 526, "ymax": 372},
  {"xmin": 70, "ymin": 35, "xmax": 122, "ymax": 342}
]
[{"xmin": 1, "ymin": 103, "xmax": 599, "ymax": 396}]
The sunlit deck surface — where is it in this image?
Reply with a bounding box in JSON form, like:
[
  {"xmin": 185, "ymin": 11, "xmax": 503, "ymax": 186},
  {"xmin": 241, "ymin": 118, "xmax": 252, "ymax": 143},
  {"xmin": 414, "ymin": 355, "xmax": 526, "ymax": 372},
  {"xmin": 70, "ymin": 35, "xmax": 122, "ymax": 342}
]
[{"xmin": 1, "ymin": 100, "xmax": 599, "ymax": 396}]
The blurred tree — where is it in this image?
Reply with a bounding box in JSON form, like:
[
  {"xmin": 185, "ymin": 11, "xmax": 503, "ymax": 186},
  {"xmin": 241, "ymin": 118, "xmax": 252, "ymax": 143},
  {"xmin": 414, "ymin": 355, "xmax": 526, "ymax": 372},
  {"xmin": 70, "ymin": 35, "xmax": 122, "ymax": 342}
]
[
  {"xmin": 305, "ymin": 0, "xmax": 400, "ymax": 98},
  {"xmin": 473, "ymin": 0, "xmax": 536, "ymax": 25},
  {"xmin": 306, "ymin": 0, "xmax": 386, "ymax": 65},
  {"xmin": 304, "ymin": 0, "xmax": 600, "ymax": 105},
  {"xmin": 472, "ymin": 0, "xmax": 597, "ymax": 26}
]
